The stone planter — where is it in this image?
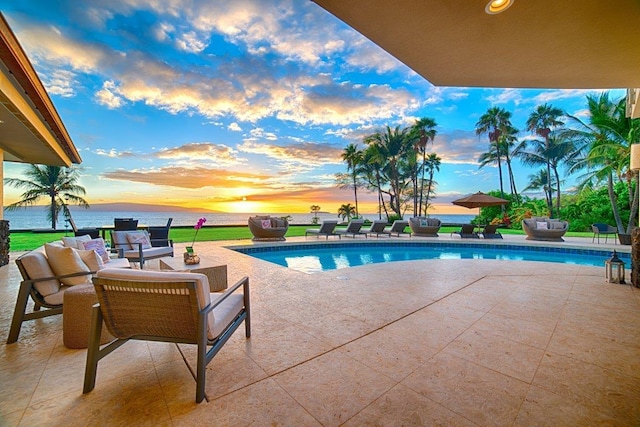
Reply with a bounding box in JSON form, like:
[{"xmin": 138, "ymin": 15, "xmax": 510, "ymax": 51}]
[{"xmin": 619, "ymin": 233, "xmax": 632, "ymax": 245}]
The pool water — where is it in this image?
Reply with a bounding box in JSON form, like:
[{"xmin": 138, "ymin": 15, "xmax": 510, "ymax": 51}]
[{"xmin": 235, "ymin": 242, "xmax": 629, "ymax": 274}]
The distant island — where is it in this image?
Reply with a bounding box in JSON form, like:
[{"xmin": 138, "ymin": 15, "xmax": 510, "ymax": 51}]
[{"xmin": 70, "ymin": 202, "xmax": 220, "ymax": 213}]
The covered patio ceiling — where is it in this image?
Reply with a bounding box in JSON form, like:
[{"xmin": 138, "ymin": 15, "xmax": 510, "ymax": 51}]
[
  {"xmin": 312, "ymin": 0, "xmax": 640, "ymax": 116},
  {"xmin": 0, "ymin": 13, "xmax": 80, "ymax": 166}
]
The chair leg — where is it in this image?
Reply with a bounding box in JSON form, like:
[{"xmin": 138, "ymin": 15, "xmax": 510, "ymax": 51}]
[
  {"xmin": 7, "ymin": 282, "xmax": 32, "ymax": 344},
  {"xmin": 243, "ymin": 278, "xmax": 251, "ymax": 338},
  {"xmin": 196, "ymin": 317, "xmax": 208, "ymax": 403},
  {"xmin": 83, "ymin": 306, "xmax": 103, "ymax": 393}
]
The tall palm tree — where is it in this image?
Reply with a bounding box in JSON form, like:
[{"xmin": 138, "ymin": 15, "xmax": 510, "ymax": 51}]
[
  {"xmin": 361, "ymin": 142, "xmax": 390, "ymax": 220},
  {"xmin": 475, "ymin": 107, "xmax": 513, "ymax": 200},
  {"xmin": 412, "ymin": 117, "xmax": 437, "ymax": 216},
  {"xmin": 501, "ymin": 125, "xmax": 521, "ymax": 203},
  {"xmin": 567, "ymin": 93, "xmax": 640, "ymax": 234},
  {"xmin": 4, "ymin": 165, "xmax": 89, "ymax": 229},
  {"xmin": 341, "ymin": 143, "xmax": 363, "ymax": 218},
  {"xmin": 526, "ymin": 104, "xmax": 565, "ymax": 216},
  {"xmin": 365, "ymin": 126, "xmax": 412, "ymax": 216},
  {"xmin": 423, "ymin": 153, "xmax": 441, "ymax": 216}
]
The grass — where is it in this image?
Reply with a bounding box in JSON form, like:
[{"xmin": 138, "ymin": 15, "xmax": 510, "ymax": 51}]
[{"xmin": 8, "ymin": 224, "xmax": 596, "ymax": 252}]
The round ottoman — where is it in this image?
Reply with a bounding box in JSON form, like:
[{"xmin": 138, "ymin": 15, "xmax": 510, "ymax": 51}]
[{"xmin": 63, "ymin": 284, "xmax": 115, "ymax": 349}]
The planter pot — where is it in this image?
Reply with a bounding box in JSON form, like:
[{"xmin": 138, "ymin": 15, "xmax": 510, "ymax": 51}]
[{"xmin": 619, "ymin": 233, "xmax": 632, "ymax": 245}]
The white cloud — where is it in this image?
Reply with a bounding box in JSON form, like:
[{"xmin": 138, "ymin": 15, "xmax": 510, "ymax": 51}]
[
  {"xmin": 175, "ymin": 30, "xmax": 208, "ymax": 53},
  {"xmin": 228, "ymin": 122, "xmax": 242, "ymax": 132},
  {"xmin": 95, "ymin": 80, "xmax": 125, "ymax": 108}
]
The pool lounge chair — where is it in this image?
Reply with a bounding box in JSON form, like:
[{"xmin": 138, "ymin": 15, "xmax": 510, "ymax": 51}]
[
  {"xmin": 335, "ymin": 219, "xmax": 367, "ymax": 238},
  {"xmin": 481, "ymin": 224, "xmax": 503, "ymax": 239},
  {"xmin": 366, "ymin": 220, "xmax": 390, "ymax": 237},
  {"xmin": 305, "ymin": 220, "xmax": 340, "ymax": 239},
  {"xmin": 452, "ymin": 224, "xmax": 479, "ymax": 239},
  {"xmin": 386, "ymin": 220, "xmax": 410, "ymax": 237}
]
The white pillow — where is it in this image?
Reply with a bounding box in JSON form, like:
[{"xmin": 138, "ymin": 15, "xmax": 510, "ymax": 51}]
[
  {"xmin": 62, "ymin": 234, "xmax": 92, "ymax": 249},
  {"xmin": 536, "ymin": 221, "xmax": 548, "ymax": 230},
  {"xmin": 44, "ymin": 243, "xmax": 91, "ymax": 286},
  {"xmin": 126, "ymin": 231, "xmax": 152, "ymax": 249},
  {"xmin": 82, "ymin": 238, "xmax": 109, "ymax": 262},
  {"xmin": 77, "ymin": 249, "xmax": 105, "ymax": 272}
]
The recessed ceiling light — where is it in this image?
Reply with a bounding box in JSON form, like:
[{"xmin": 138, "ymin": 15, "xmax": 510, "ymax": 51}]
[{"xmin": 485, "ymin": 0, "xmax": 515, "ymax": 14}]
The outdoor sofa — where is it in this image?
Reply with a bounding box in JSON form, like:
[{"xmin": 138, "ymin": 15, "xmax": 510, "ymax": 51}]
[
  {"xmin": 248, "ymin": 216, "xmax": 289, "ymax": 241},
  {"xmin": 408, "ymin": 217, "xmax": 441, "ymax": 237},
  {"xmin": 521, "ymin": 216, "xmax": 569, "ymax": 242}
]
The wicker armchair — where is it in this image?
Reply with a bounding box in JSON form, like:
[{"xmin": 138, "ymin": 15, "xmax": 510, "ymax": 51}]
[
  {"xmin": 83, "ymin": 268, "xmax": 251, "ymax": 403},
  {"xmin": 248, "ymin": 216, "xmax": 289, "ymax": 241}
]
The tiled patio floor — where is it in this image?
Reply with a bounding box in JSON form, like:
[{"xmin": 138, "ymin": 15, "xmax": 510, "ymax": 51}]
[{"xmin": 1, "ymin": 235, "xmax": 639, "ymax": 426}]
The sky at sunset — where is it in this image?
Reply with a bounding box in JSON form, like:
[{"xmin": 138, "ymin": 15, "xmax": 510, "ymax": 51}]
[{"xmin": 1, "ymin": 1, "xmax": 626, "ymax": 215}]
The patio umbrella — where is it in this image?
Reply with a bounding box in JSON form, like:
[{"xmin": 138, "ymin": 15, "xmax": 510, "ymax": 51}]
[{"xmin": 451, "ymin": 191, "xmax": 509, "ymax": 209}]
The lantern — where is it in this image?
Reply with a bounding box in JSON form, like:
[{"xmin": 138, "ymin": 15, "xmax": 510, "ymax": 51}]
[{"xmin": 605, "ymin": 250, "xmax": 626, "ymax": 284}]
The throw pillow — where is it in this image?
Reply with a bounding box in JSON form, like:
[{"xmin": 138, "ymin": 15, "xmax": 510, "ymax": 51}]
[
  {"xmin": 44, "ymin": 243, "xmax": 91, "ymax": 286},
  {"xmin": 82, "ymin": 238, "xmax": 110, "ymax": 262},
  {"xmin": 125, "ymin": 231, "xmax": 152, "ymax": 249},
  {"xmin": 549, "ymin": 221, "xmax": 564, "ymax": 230},
  {"xmin": 261, "ymin": 219, "xmax": 272, "ymax": 229},
  {"xmin": 420, "ymin": 219, "xmax": 428, "ymax": 227},
  {"xmin": 62, "ymin": 234, "xmax": 92, "ymax": 250},
  {"xmin": 536, "ymin": 221, "xmax": 548, "ymax": 230},
  {"xmin": 275, "ymin": 219, "xmax": 286, "ymax": 228},
  {"xmin": 77, "ymin": 249, "xmax": 105, "ymax": 272}
]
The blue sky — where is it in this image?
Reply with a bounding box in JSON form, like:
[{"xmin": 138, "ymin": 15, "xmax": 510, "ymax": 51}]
[{"xmin": 1, "ymin": 0, "xmax": 625, "ymax": 214}]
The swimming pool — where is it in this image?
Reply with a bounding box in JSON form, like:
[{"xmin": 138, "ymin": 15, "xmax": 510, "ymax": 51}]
[{"xmin": 233, "ymin": 242, "xmax": 630, "ymax": 274}]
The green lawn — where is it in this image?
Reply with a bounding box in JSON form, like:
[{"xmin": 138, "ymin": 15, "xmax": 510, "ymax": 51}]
[{"xmin": 7, "ymin": 225, "xmax": 595, "ymax": 252}]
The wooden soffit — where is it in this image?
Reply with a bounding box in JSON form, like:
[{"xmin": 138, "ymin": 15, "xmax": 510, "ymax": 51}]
[
  {"xmin": 312, "ymin": 0, "xmax": 640, "ymax": 90},
  {"xmin": 0, "ymin": 13, "xmax": 80, "ymax": 166}
]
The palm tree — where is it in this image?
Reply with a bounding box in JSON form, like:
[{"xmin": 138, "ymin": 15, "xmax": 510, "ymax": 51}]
[
  {"xmin": 422, "ymin": 153, "xmax": 441, "ymax": 216},
  {"xmin": 4, "ymin": 165, "xmax": 89, "ymax": 229},
  {"xmin": 475, "ymin": 107, "xmax": 513, "ymax": 200},
  {"xmin": 526, "ymin": 104, "xmax": 565, "ymax": 217},
  {"xmin": 412, "ymin": 117, "xmax": 437, "ymax": 216},
  {"xmin": 341, "ymin": 143, "xmax": 363, "ymax": 218},
  {"xmin": 365, "ymin": 126, "xmax": 412, "ymax": 217},
  {"xmin": 337, "ymin": 203, "xmax": 356, "ymax": 222},
  {"xmin": 310, "ymin": 205, "xmax": 321, "ymax": 224},
  {"xmin": 361, "ymin": 142, "xmax": 390, "ymax": 220},
  {"xmin": 567, "ymin": 93, "xmax": 640, "ymax": 235},
  {"xmin": 523, "ymin": 169, "xmax": 553, "ymax": 213}
]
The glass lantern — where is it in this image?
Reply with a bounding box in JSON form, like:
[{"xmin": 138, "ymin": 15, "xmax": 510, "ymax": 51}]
[{"xmin": 605, "ymin": 250, "xmax": 625, "ymax": 284}]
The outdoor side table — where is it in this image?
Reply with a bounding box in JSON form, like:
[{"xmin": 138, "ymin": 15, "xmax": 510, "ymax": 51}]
[
  {"xmin": 63, "ymin": 284, "xmax": 115, "ymax": 349},
  {"xmin": 159, "ymin": 257, "xmax": 228, "ymax": 292}
]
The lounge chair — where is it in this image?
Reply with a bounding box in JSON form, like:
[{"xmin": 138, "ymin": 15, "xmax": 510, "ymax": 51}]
[
  {"xmin": 452, "ymin": 224, "xmax": 479, "ymax": 238},
  {"xmin": 305, "ymin": 220, "xmax": 340, "ymax": 239},
  {"xmin": 591, "ymin": 223, "xmax": 617, "ymax": 244},
  {"xmin": 83, "ymin": 268, "xmax": 250, "ymax": 403},
  {"xmin": 366, "ymin": 220, "xmax": 390, "ymax": 237},
  {"xmin": 522, "ymin": 217, "xmax": 569, "ymax": 242},
  {"xmin": 409, "ymin": 217, "xmax": 441, "ymax": 237},
  {"xmin": 481, "ymin": 224, "xmax": 503, "ymax": 239},
  {"xmin": 67, "ymin": 216, "xmax": 100, "ymax": 239},
  {"xmin": 386, "ymin": 220, "xmax": 410, "ymax": 237},
  {"xmin": 147, "ymin": 218, "xmax": 173, "ymax": 247},
  {"xmin": 335, "ymin": 219, "xmax": 367, "ymax": 238},
  {"xmin": 248, "ymin": 216, "xmax": 289, "ymax": 241}
]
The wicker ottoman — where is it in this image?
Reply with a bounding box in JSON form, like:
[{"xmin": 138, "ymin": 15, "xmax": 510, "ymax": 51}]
[{"xmin": 63, "ymin": 284, "xmax": 114, "ymax": 349}]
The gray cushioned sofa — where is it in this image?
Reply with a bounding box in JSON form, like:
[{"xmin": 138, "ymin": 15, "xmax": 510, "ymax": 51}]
[
  {"xmin": 521, "ymin": 216, "xmax": 569, "ymax": 242},
  {"xmin": 409, "ymin": 217, "xmax": 442, "ymax": 237}
]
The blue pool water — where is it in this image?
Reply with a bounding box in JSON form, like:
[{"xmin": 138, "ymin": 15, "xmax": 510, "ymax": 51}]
[{"xmin": 234, "ymin": 242, "xmax": 630, "ymax": 274}]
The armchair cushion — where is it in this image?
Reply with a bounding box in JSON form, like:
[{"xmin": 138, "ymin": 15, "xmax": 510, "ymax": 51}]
[
  {"xmin": 19, "ymin": 251, "xmax": 61, "ymax": 298},
  {"xmin": 77, "ymin": 249, "xmax": 105, "ymax": 272},
  {"xmin": 82, "ymin": 238, "xmax": 110, "ymax": 262},
  {"xmin": 536, "ymin": 221, "xmax": 548, "ymax": 230},
  {"xmin": 111, "ymin": 231, "xmax": 133, "ymax": 250},
  {"xmin": 44, "ymin": 244, "xmax": 91, "ymax": 286},
  {"xmin": 62, "ymin": 235, "xmax": 92, "ymax": 250},
  {"xmin": 125, "ymin": 231, "xmax": 152, "ymax": 249}
]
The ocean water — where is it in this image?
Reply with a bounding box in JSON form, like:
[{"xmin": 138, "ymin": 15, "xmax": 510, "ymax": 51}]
[{"xmin": 2, "ymin": 207, "xmax": 476, "ymax": 230}]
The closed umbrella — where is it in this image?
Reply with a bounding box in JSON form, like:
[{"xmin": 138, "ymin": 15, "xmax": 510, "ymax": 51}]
[{"xmin": 451, "ymin": 191, "xmax": 509, "ymax": 209}]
